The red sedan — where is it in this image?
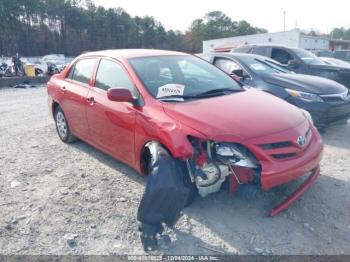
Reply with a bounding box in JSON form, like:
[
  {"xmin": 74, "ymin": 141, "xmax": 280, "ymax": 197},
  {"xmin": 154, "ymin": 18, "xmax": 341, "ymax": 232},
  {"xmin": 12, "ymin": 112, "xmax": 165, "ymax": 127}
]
[{"xmin": 47, "ymin": 49, "xmax": 323, "ymax": 222}]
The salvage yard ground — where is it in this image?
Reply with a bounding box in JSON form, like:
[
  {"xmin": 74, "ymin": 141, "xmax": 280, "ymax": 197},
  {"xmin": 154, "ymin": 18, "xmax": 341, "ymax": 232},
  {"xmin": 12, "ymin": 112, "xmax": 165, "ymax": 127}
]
[{"xmin": 0, "ymin": 86, "xmax": 349, "ymax": 255}]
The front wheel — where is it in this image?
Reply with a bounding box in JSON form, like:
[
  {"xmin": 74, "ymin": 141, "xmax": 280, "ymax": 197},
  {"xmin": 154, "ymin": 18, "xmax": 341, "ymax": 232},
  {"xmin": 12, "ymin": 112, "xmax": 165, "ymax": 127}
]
[{"xmin": 54, "ymin": 106, "xmax": 76, "ymax": 143}]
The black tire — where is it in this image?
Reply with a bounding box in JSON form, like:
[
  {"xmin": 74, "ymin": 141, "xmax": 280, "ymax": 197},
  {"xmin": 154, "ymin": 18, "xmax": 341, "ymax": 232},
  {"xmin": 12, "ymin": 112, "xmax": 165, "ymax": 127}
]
[{"xmin": 54, "ymin": 106, "xmax": 77, "ymax": 143}]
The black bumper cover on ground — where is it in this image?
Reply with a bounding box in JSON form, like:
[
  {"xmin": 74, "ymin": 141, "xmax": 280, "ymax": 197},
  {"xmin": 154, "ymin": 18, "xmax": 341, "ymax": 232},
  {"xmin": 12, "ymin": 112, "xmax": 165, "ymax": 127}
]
[{"xmin": 137, "ymin": 146, "xmax": 190, "ymax": 251}]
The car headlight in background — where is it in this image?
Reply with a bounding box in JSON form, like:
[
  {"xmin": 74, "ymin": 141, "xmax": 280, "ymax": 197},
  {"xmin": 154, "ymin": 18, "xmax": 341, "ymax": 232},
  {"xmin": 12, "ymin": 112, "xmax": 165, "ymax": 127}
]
[
  {"xmin": 285, "ymin": 88, "xmax": 324, "ymax": 103},
  {"xmin": 301, "ymin": 109, "xmax": 314, "ymax": 126}
]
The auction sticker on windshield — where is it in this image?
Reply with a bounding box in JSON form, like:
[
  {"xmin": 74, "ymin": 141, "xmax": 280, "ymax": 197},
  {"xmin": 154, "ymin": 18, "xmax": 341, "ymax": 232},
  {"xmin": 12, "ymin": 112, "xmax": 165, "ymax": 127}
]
[{"xmin": 156, "ymin": 84, "xmax": 185, "ymax": 98}]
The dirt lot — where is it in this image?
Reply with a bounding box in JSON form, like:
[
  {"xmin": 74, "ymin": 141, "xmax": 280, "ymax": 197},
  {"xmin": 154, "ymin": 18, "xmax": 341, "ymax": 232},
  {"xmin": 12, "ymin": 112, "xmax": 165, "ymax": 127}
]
[{"xmin": 0, "ymin": 85, "xmax": 349, "ymax": 255}]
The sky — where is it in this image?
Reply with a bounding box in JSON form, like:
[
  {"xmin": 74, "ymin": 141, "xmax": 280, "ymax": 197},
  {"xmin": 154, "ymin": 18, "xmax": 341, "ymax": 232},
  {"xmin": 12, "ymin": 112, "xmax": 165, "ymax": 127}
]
[{"xmin": 93, "ymin": 0, "xmax": 350, "ymax": 34}]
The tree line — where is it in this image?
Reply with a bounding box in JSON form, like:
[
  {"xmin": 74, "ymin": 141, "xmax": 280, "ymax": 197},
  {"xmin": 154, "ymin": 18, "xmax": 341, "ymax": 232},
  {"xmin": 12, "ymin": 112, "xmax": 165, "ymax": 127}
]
[
  {"xmin": 330, "ymin": 27, "xmax": 350, "ymax": 40},
  {"xmin": 0, "ymin": 0, "xmax": 268, "ymax": 56}
]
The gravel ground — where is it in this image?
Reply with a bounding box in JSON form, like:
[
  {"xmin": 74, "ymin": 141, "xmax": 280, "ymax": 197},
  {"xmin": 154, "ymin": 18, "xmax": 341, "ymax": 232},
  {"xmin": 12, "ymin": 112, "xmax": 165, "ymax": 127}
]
[{"xmin": 0, "ymin": 85, "xmax": 349, "ymax": 255}]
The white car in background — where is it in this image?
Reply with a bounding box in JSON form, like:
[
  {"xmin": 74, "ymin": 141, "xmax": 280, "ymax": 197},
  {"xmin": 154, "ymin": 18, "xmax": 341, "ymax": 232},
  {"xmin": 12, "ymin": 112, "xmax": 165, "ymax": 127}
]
[{"xmin": 38, "ymin": 54, "xmax": 68, "ymax": 74}]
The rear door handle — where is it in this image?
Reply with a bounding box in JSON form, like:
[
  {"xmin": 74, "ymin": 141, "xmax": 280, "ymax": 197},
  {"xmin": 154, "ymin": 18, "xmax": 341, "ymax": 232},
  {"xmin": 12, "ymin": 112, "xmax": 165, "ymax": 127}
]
[{"xmin": 87, "ymin": 97, "xmax": 95, "ymax": 106}]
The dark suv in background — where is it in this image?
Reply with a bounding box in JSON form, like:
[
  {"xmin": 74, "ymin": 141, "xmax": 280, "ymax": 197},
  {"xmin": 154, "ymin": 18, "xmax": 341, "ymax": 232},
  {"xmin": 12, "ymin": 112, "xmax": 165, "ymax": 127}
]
[
  {"xmin": 233, "ymin": 44, "xmax": 350, "ymax": 89},
  {"xmin": 200, "ymin": 53, "xmax": 350, "ymax": 129}
]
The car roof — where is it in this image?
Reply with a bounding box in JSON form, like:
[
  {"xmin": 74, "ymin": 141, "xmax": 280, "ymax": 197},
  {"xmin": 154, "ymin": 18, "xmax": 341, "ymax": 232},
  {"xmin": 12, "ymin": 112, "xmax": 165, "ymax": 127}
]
[
  {"xmin": 236, "ymin": 44, "xmax": 293, "ymax": 49},
  {"xmin": 213, "ymin": 52, "xmax": 272, "ymax": 60},
  {"xmin": 78, "ymin": 49, "xmax": 187, "ymax": 60}
]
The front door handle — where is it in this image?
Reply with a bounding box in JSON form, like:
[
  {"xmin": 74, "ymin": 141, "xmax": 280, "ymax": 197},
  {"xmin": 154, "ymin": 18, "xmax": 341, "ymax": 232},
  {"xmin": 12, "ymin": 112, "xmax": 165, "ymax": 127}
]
[
  {"xmin": 60, "ymin": 86, "xmax": 66, "ymax": 93},
  {"xmin": 87, "ymin": 97, "xmax": 95, "ymax": 106}
]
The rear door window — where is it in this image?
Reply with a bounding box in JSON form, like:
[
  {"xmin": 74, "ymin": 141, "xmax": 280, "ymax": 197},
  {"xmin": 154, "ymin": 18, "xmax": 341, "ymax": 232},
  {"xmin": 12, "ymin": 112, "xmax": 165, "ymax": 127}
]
[
  {"xmin": 271, "ymin": 48, "xmax": 294, "ymax": 65},
  {"xmin": 68, "ymin": 58, "xmax": 96, "ymax": 85}
]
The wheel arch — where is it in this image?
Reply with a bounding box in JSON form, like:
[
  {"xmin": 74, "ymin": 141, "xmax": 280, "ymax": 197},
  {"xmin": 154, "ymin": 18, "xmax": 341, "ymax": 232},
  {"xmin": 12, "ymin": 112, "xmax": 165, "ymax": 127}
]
[
  {"xmin": 139, "ymin": 140, "xmax": 175, "ymax": 176},
  {"xmin": 52, "ymin": 101, "xmax": 60, "ymax": 116}
]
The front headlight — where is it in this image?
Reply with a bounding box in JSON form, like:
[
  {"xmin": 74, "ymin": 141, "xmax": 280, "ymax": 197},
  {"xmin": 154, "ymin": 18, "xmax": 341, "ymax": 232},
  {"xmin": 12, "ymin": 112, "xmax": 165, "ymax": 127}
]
[
  {"xmin": 301, "ymin": 109, "xmax": 314, "ymax": 126},
  {"xmin": 285, "ymin": 88, "xmax": 324, "ymax": 103},
  {"xmin": 215, "ymin": 143, "xmax": 258, "ymax": 168}
]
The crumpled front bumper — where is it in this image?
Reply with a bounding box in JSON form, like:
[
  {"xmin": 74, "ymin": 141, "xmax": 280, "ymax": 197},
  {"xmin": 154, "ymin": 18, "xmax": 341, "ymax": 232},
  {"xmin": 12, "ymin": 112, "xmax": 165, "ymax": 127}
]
[
  {"xmin": 269, "ymin": 165, "xmax": 320, "ymax": 217},
  {"xmin": 242, "ymin": 121, "xmax": 323, "ymax": 215}
]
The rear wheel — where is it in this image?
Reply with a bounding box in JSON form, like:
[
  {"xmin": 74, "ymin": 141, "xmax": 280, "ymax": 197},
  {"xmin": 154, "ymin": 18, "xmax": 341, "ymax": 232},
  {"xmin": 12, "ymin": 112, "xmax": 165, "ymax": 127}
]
[{"xmin": 54, "ymin": 106, "xmax": 76, "ymax": 143}]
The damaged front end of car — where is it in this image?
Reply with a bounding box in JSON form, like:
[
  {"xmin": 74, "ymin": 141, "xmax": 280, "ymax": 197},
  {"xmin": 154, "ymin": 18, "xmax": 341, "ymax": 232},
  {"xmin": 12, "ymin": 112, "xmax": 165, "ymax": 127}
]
[
  {"xmin": 137, "ymin": 128, "xmax": 322, "ymax": 251},
  {"xmin": 186, "ymin": 136, "xmax": 261, "ymax": 198},
  {"xmin": 137, "ymin": 137, "xmax": 262, "ymax": 251}
]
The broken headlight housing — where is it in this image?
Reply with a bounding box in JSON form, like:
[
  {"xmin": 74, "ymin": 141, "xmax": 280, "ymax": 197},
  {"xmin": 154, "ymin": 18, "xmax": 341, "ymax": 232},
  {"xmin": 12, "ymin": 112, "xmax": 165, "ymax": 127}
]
[{"xmin": 214, "ymin": 143, "xmax": 258, "ymax": 168}]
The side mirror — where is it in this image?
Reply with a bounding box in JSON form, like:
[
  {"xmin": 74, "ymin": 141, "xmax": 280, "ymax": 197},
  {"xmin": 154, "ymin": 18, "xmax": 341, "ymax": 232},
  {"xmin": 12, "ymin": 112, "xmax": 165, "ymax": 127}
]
[
  {"xmin": 231, "ymin": 69, "xmax": 244, "ymax": 78},
  {"xmin": 287, "ymin": 59, "xmax": 301, "ymax": 69},
  {"xmin": 107, "ymin": 88, "xmax": 134, "ymax": 103}
]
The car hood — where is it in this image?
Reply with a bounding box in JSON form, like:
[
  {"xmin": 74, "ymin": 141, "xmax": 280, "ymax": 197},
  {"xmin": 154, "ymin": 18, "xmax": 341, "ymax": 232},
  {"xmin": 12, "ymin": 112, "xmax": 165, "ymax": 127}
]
[
  {"xmin": 262, "ymin": 73, "xmax": 347, "ymax": 95},
  {"xmin": 308, "ymin": 63, "xmax": 350, "ymax": 72},
  {"xmin": 162, "ymin": 89, "xmax": 306, "ymax": 141}
]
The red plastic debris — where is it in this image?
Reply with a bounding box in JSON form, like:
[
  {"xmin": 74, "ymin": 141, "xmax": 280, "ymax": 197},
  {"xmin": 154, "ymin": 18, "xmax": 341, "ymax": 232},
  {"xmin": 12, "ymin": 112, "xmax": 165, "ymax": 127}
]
[{"xmin": 228, "ymin": 166, "xmax": 255, "ymax": 193}]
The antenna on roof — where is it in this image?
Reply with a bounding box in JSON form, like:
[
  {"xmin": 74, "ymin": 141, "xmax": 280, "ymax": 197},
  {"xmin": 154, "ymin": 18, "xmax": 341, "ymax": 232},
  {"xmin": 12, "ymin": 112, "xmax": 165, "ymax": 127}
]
[{"xmin": 283, "ymin": 10, "xmax": 286, "ymax": 31}]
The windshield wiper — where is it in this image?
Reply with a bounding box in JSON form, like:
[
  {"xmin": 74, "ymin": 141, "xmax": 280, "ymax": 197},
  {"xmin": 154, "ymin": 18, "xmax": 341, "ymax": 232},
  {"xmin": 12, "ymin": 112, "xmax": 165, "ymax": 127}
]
[
  {"xmin": 157, "ymin": 88, "xmax": 242, "ymax": 101},
  {"xmin": 192, "ymin": 88, "xmax": 243, "ymax": 98},
  {"xmin": 157, "ymin": 94, "xmax": 196, "ymax": 101}
]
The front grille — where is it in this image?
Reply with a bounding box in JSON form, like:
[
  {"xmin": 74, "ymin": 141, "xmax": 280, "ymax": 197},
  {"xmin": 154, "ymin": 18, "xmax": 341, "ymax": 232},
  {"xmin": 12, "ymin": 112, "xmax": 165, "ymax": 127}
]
[
  {"xmin": 259, "ymin": 128, "xmax": 312, "ymax": 161},
  {"xmin": 260, "ymin": 141, "xmax": 291, "ymax": 150},
  {"xmin": 321, "ymin": 91, "xmax": 349, "ymax": 104},
  {"xmin": 327, "ymin": 103, "xmax": 350, "ymax": 118},
  {"xmin": 271, "ymin": 153, "xmax": 297, "ymax": 159},
  {"xmin": 322, "ymin": 96, "xmax": 346, "ymax": 103}
]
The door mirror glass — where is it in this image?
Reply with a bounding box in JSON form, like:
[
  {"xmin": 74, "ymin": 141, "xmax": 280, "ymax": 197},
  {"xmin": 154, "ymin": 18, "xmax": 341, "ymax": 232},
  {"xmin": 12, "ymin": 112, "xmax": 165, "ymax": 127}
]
[
  {"xmin": 231, "ymin": 69, "xmax": 244, "ymax": 78},
  {"xmin": 107, "ymin": 88, "xmax": 134, "ymax": 103}
]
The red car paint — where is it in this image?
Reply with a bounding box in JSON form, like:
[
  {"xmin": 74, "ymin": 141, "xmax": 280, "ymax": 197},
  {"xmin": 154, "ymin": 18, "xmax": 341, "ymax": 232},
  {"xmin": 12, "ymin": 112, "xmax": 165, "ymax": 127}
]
[
  {"xmin": 47, "ymin": 49, "xmax": 323, "ymax": 214},
  {"xmin": 269, "ymin": 166, "xmax": 320, "ymax": 217}
]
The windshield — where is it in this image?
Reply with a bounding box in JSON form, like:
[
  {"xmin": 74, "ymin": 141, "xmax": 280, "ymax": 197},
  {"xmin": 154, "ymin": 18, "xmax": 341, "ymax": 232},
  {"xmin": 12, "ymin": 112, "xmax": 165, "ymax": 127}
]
[
  {"xmin": 128, "ymin": 55, "xmax": 242, "ymax": 100},
  {"xmin": 238, "ymin": 56, "xmax": 290, "ymax": 74},
  {"xmin": 292, "ymin": 48, "xmax": 326, "ymax": 65}
]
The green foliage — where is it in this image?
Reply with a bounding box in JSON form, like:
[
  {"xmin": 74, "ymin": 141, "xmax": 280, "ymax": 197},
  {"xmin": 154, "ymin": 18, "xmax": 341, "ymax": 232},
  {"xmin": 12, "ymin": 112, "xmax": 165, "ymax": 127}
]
[
  {"xmin": 0, "ymin": 1, "xmax": 267, "ymax": 55},
  {"xmin": 185, "ymin": 11, "xmax": 267, "ymax": 52},
  {"xmin": 330, "ymin": 27, "xmax": 350, "ymax": 40}
]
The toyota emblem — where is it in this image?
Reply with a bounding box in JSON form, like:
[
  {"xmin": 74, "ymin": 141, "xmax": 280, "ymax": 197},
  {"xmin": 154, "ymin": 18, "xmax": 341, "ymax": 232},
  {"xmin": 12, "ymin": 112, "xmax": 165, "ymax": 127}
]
[{"xmin": 297, "ymin": 135, "xmax": 306, "ymax": 147}]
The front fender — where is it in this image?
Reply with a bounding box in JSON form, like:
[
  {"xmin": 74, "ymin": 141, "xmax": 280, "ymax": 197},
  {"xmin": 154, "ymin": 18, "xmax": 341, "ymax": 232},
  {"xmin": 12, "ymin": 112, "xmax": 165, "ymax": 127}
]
[{"xmin": 134, "ymin": 108, "xmax": 206, "ymax": 173}]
